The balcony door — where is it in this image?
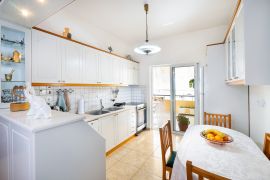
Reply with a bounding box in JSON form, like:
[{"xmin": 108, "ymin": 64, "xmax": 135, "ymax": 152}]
[{"xmin": 151, "ymin": 64, "xmax": 201, "ymax": 132}]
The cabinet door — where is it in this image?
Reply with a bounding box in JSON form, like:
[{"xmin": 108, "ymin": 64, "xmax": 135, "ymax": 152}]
[
  {"xmin": 83, "ymin": 48, "xmax": 99, "ymax": 83},
  {"xmin": 128, "ymin": 109, "xmax": 137, "ymax": 136},
  {"xmin": 112, "ymin": 57, "xmax": 121, "ymax": 84},
  {"xmin": 116, "ymin": 111, "xmax": 129, "ymax": 144},
  {"xmin": 61, "ymin": 39, "xmax": 83, "ymax": 83},
  {"xmin": 100, "ymin": 115, "xmax": 116, "ymax": 151},
  {"xmin": 11, "ymin": 129, "xmax": 31, "ymax": 180},
  {"xmin": 235, "ymin": 6, "xmax": 245, "ymax": 80},
  {"xmin": 120, "ymin": 60, "xmax": 128, "ymax": 85},
  {"xmin": 32, "ymin": 30, "xmax": 62, "ymax": 83},
  {"xmin": 134, "ymin": 63, "xmax": 139, "ymax": 85},
  {"xmin": 0, "ymin": 121, "xmax": 9, "ymax": 180},
  {"xmin": 99, "ymin": 52, "xmax": 113, "ymax": 84},
  {"xmin": 88, "ymin": 120, "xmax": 100, "ymax": 134}
]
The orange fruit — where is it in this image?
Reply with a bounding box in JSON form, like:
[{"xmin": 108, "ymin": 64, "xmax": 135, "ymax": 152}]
[
  {"xmin": 207, "ymin": 134, "xmax": 214, "ymax": 140},
  {"xmin": 223, "ymin": 136, "xmax": 229, "ymax": 141},
  {"xmin": 214, "ymin": 135, "xmax": 223, "ymax": 141}
]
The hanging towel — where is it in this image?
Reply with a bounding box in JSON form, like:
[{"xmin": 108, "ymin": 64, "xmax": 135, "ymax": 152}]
[
  {"xmin": 64, "ymin": 90, "xmax": 71, "ymax": 112},
  {"xmin": 57, "ymin": 91, "xmax": 67, "ymax": 112}
]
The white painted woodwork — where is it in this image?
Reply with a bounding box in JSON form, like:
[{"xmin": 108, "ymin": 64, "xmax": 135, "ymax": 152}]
[
  {"xmin": 116, "ymin": 110, "xmax": 129, "ymax": 143},
  {"xmin": 225, "ymin": 0, "xmax": 270, "ymax": 85},
  {"xmin": 61, "ymin": 39, "xmax": 83, "ymax": 83},
  {"xmin": 100, "ymin": 115, "xmax": 116, "ymax": 151},
  {"xmin": 83, "ymin": 47, "xmax": 99, "ymax": 84},
  {"xmin": 86, "ymin": 108, "xmax": 137, "ymax": 152},
  {"xmin": 0, "ymin": 121, "xmax": 9, "ymax": 180},
  {"xmin": 0, "ymin": 110, "xmax": 105, "ymax": 180},
  {"xmin": 98, "ymin": 52, "xmax": 113, "ymax": 84},
  {"xmin": 88, "ymin": 119, "xmax": 101, "ymax": 133},
  {"xmin": 11, "ymin": 129, "xmax": 31, "ymax": 180},
  {"xmin": 31, "ymin": 29, "xmax": 139, "ymax": 85},
  {"xmin": 32, "ymin": 30, "xmax": 62, "ymax": 83}
]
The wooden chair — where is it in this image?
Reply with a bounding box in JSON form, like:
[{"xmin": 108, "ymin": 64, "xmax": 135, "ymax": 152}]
[
  {"xmin": 159, "ymin": 120, "xmax": 177, "ymax": 180},
  {"xmin": 263, "ymin": 133, "xmax": 270, "ymax": 160},
  {"xmin": 186, "ymin": 161, "xmax": 230, "ymax": 180},
  {"xmin": 204, "ymin": 112, "xmax": 231, "ymax": 129}
]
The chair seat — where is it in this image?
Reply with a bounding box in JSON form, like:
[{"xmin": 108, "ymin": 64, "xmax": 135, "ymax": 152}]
[{"xmin": 166, "ymin": 151, "xmax": 177, "ymax": 168}]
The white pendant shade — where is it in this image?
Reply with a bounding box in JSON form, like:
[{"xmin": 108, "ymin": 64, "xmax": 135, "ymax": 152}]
[{"xmin": 134, "ymin": 43, "xmax": 161, "ymax": 55}]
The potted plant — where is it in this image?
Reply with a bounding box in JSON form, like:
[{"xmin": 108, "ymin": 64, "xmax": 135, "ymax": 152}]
[{"xmin": 177, "ymin": 114, "xmax": 190, "ymax": 132}]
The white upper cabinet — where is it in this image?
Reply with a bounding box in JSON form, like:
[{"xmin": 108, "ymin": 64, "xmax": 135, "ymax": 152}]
[
  {"xmin": 83, "ymin": 47, "xmax": 99, "ymax": 84},
  {"xmin": 225, "ymin": 0, "xmax": 270, "ymax": 85},
  {"xmin": 31, "ymin": 29, "xmax": 139, "ymax": 85},
  {"xmin": 61, "ymin": 39, "xmax": 83, "ymax": 83},
  {"xmin": 32, "ymin": 30, "xmax": 62, "ymax": 83},
  {"xmin": 98, "ymin": 52, "xmax": 113, "ymax": 84}
]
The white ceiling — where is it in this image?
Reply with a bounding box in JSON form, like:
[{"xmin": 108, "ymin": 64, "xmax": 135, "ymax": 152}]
[
  {"xmin": 0, "ymin": 0, "xmax": 74, "ymax": 27},
  {"xmin": 0, "ymin": 0, "xmax": 237, "ymax": 44},
  {"xmin": 37, "ymin": 0, "xmax": 237, "ymax": 44}
]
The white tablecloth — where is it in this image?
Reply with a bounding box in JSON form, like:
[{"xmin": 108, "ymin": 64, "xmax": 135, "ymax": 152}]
[{"xmin": 171, "ymin": 125, "xmax": 270, "ymax": 180}]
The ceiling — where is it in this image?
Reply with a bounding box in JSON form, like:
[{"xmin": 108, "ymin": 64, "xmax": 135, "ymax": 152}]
[
  {"xmin": 38, "ymin": 0, "xmax": 237, "ymax": 44},
  {"xmin": 0, "ymin": 0, "xmax": 74, "ymax": 27},
  {"xmin": 0, "ymin": 0, "xmax": 237, "ymax": 44}
]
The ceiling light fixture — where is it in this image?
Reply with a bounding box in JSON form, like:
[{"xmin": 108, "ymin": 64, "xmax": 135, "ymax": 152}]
[
  {"xmin": 20, "ymin": 9, "xmax": 30, "ymax": 17},
  {"xmin": 134, "ymin": 3, "xmax": 161, "ymax": 55},
  {"xmin": 37, "ymin": 0, "xmax": 46, "ymax": 4}
]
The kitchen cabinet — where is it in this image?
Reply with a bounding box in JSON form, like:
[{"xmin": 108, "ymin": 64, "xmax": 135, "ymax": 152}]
[
  {"xmin": 98, "ymin": 52, "xmax": 113, "ymax": 84},
  {"xmin": 32, "ymin": 29, "xmax": 139, "ymax": 85},
  {"xmin": 100, "ymin": 115, "xmax": 117, "ymax": 151},
  {"xmin": 32, "ymin": 30, "xmax": 62, "ymax": 83},
  {"xmin": 225, "ymin": 0, "xmax": 270, "ymax": 85},
  {"xmin": 87, "ymin": 109, "xmax": 137, "ymax": 153},
  {"xmin": 61, "ymin": 39, "xmax": 83, "ymax": 83},
  {"xmin": 128, "ymin": 108, "xmax": 137, "ymax": 136},
  {"xmin": 83, "ymin": 47, "xmax": 99, "ymax": 84},
  {"xmin": 0, "ymin": 110, "xmax": 105, "ymax": 180},
  {"xmin": 116, "ymin": 110, "xmax": 129, "ymax": 143},
  {"xmin": 88, "ymin": 119, "xmax": 101, "ymax": 133}
]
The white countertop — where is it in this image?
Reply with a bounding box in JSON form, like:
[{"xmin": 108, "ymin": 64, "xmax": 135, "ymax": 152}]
[
  {"xmin": 84, "ymin": 105, "xmax": 136, "ymax": 122},
  {"xmin": 0, "ymin": 109, "xmax": 85, "ymax": 133}
]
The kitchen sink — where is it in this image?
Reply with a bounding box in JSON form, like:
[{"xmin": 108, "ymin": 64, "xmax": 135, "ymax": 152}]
[
  {"xmin": 104, "ymin": 107, "xmax": 124, "ymax": 111},
  {"xmin": 87, "ymin": 110, "xmax": 110, "ymax": 115}
]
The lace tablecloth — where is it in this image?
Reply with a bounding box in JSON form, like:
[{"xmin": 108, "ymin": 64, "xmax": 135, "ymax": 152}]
[{"xmin": 171, "ymin": 125, "xmax": 270, "ymax": 180}]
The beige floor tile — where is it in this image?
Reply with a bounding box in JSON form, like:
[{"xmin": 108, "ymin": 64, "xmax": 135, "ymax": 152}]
[
  {"xmin": 108, "ymin": 161, "xmax": 139, "ymax": 179},
  {"xmin": 132, "ymin": 142, "xmax": 158, "ymax": 156},
  {"xmin": 152, "ymin": 147, "xmax": 162, "ymax": 159},
  {"xmin": 106, "ymin": 156, "xmax": 118, "ymax": 170},
  {"xmin": 140, "ymin": 156, "xmax": 163, "ymax": 177},
  {"xmin": 108, "ymin": 147, "xmax": 131, "ymax": 160},
  {"xmin": 131, "ymin": 169, "xmax": 162, "ymax": 180},
  {"xmin": 121, "ymin": 150, "xmax": 148, "ymax": 168}
]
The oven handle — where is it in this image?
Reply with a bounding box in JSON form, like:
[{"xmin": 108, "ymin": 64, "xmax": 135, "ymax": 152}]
[{"xmin": 137, "ymin": 107, "xmax": 146, "ymax": 111}]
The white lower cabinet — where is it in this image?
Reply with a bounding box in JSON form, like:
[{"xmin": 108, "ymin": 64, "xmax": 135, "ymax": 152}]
[
  {"xmin": 0, "ymin": 121, "xmax": 9, "ymax": 180},
  {"xmin": 88, "ymin": 109, "xmax": 137, "ymax": 152},
  {"xmin": 100, "ymin": 115, "xmax": 117, "ymax": 151}
]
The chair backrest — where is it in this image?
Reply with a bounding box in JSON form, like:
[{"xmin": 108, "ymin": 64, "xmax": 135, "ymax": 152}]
[
  {"xmin": 204, "ymin": 112, "xmax": 231, "ymax": 129},
  {"xmin": 263, "ymin": 133, "xmax": 270, "ymax": 160},
  {"xmin": 159, "ymin": 120, "xmax": 173, "ymax": 168},
  {"xmin": 186, "ymin": 161, "xmax": 230, "ymax": 180}
]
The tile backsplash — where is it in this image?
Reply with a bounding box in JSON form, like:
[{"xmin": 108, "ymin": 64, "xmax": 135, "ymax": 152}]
[{"xmin": 34, "ymin": 86, "xmax": 146, "ymax": 113}]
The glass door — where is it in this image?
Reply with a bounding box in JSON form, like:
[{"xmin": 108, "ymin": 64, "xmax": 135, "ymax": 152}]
[
  {"xmin": 151, "ymin": 66, "xmax": 171, "ymax": 129},
  {"xmin": 171, "ymin": 65, "xmax": 199, "ymax": 132}
]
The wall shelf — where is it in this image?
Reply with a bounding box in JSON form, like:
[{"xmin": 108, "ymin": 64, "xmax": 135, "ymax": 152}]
[{"xmin": 31, "ymin": 82, "xmax": 128, "ymax": 87}]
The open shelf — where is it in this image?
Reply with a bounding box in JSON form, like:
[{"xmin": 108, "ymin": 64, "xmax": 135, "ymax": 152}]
[{"xmin": 1, "ymin": 37, "xmax": 24, "ymax": 46}]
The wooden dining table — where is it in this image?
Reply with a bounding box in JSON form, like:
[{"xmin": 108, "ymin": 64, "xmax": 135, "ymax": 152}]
[{"xmin": 171, "ymin": 125, "xmax": 270, "ymax": 180}]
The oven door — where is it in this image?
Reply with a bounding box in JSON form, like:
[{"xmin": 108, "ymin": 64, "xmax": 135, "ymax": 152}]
[{"xmin": 137, "ymin": 107, "xmax": 146, "ymax": 131}]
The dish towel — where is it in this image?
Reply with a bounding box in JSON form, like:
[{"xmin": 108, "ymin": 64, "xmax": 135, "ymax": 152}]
[
  {"xmin": 64, "ymin": 90, "xmax": 71, "ymax": 112},
  {"xmin": 57, "ymin": 91, "xmax": 67, "ymax": 112}
]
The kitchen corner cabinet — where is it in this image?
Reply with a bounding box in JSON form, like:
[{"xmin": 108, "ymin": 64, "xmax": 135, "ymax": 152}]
[
  {"xmin": 31, "ymin": 29, "xmax": 139, "ymax": 85},
  {"xmin": 225, "ymin": 0, "xmax": 270, "ymax": 85}
]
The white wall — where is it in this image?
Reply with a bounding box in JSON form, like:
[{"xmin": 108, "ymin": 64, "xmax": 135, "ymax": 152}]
[
  {"xmin": 204, "ymin": 45, "xmax": 249, "ymax": 135},
  {"xmin": 37, "ymin": 12, "xmax": 133, "ymax": 57},
  {"xmin": 250, "ymin": 86, "xmax": 270, "ymax": 148},
  {"xmin": 134, "ymin": 25, "xmax": 227, "ymax": 127}
]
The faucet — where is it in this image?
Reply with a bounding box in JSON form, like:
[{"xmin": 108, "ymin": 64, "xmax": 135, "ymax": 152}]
[{"xmin": 100, "ymin": 99, "xmax": 104, "ymax": 111}]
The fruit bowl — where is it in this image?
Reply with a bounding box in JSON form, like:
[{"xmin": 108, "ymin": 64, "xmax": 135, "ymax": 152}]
[{"xmin": 200, "ymin": 129, "xmax": 233, "ymax": 145}]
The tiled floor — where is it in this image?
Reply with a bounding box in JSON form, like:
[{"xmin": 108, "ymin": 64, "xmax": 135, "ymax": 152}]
[{"xmin": 106, "ymin": 130, "xmax": 183, "ymax": 180}]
